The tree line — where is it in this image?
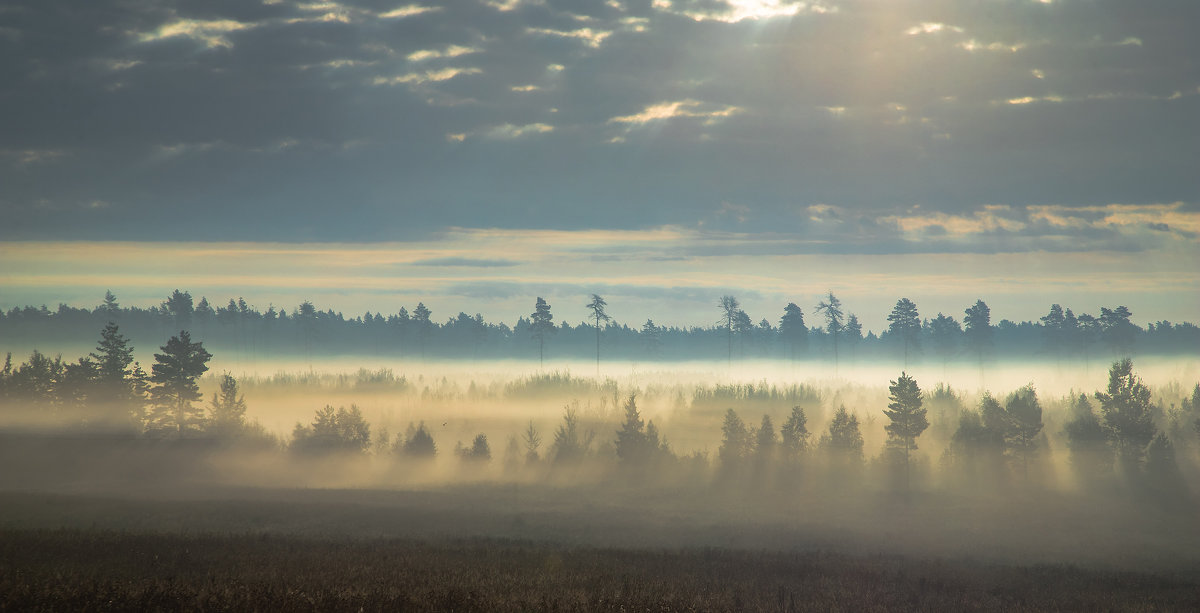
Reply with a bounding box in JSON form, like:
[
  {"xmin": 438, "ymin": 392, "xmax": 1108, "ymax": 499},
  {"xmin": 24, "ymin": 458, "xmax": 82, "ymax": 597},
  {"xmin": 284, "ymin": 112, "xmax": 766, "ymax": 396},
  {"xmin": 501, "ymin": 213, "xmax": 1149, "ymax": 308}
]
[
  {"xmin": 2, "ymin": 290, "xmax": 1196, "ymax": 366},
  {"xmin": 3, "ymin": 323, "xmax": 1197, "ymax": 499}
]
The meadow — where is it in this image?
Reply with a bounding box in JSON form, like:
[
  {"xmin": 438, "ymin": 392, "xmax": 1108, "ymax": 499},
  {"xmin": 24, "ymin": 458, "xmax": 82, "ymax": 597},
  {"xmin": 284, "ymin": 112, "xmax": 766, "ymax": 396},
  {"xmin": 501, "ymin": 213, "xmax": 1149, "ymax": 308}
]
[{"xmin": 2, "ymin": 487, "xmax": 1200, "ymax": 612}]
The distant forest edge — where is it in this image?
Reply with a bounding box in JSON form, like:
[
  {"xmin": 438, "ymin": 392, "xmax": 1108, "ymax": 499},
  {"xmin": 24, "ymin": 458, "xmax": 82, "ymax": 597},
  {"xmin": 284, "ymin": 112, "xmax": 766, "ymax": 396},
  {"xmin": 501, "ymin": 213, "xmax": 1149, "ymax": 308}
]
[{"xmin": 2, "ymin": 290, "xmax": 1197, "ymax": 363}]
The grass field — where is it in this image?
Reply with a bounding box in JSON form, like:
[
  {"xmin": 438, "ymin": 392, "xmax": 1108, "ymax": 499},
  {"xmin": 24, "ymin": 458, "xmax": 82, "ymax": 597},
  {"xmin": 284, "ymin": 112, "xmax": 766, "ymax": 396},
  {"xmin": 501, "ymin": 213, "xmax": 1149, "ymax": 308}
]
[
  {"xmin": 2, "ymin": 486, "xmax": 1199, "ymax": 611},
  {"xmin": 4, "ymin": 528, "xmax": 1200, "ymax": 611}
]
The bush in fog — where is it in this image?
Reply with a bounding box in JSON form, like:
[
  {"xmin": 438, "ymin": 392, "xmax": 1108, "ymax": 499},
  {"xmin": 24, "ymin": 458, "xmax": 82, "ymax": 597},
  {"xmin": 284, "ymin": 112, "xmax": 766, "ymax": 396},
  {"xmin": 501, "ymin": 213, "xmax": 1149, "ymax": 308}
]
[
  {"xmin": 925, "ymin": 383, "xmax": 965, "ymax": 439},
  {"xmin": 396, "ymin": 422, "xmax": 437, "ymax": 458},
  {"xmin": 614, "ymin": 393, "xmax": 669, "ymax": 472},
  {"xmin": 754, "ymin": 415, "xmax": 777, "ymax": 461},
  {"xmin": 717, "ymin": 408, "xmax": 750, "ymax": 480},
  {"xmin": 550, "ymin": 404, "xmax": 593, "ymax": 465},
  {"xmin": 1063, "ymin": 393, "xmax": 1114, "ymax": 487},
  {"xmin": 1003, "ymin": 385, "xmax": 1044, "ymax": 480},
  {"xmin": 1144, "ymin": 432, "xmax": 1183, "ymax": 491},
  {"xmin": 1, "ymin": 350, "xmax": 62, "ymax": 413},
  {"xmin": 780, "ymin": 406, "xmax": 810, "ymax": 462},
  {"xmin": 819, "ymin": 405, "xmax": 864, "ymax": 481},
  {"xmin": 522, "ymin": 420, "xmax": 542, "ymax": 463},
  {"xmin": 502, "ymin": 435, "xmax": 523, "ymax": 472},
  {"xmin": 291, "ymin": 405, "xmax": 371, "ymax": 455},
  {"xmin": 943, "ymin": 408, "xmax": 992, "ymax": 488},
  {"xmin": 456, "ymin": 434, "xmax": 491, "ymax": 463},
  {"xmin": 821, "ymin": 406, "xmax": 863, "ymax": 459},
  {"xmin": 1180, "ymin": 383, "xmax": 1200, "ymax": 438}
]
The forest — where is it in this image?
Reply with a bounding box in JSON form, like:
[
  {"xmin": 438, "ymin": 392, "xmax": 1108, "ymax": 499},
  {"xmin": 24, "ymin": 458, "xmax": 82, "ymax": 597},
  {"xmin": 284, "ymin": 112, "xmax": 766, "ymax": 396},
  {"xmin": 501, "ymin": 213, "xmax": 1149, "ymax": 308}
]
[{"xmin": 2, "ymin": 290, "xmax": 1197, "ymax": 365}]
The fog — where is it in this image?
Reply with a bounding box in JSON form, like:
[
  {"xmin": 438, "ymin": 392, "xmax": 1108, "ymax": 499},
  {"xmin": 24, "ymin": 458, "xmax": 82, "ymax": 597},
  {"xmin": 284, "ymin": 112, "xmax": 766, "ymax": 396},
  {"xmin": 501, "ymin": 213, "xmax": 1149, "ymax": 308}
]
[{"xmin": 3, "ymin": 356, "xmax": 1199, "ymax": 573}]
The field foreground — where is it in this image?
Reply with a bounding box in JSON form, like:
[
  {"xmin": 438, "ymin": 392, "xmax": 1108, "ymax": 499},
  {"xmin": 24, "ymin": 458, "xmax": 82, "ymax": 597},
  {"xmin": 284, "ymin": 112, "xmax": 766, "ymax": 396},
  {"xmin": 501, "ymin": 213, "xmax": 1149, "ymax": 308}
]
[
  {"xmin": 3, "ymin": 529, "xmax": 1198, "ymax": 612},
  {"xmin": 2, "ymin": 486, "xmax": 1200, "ymax": 611}
]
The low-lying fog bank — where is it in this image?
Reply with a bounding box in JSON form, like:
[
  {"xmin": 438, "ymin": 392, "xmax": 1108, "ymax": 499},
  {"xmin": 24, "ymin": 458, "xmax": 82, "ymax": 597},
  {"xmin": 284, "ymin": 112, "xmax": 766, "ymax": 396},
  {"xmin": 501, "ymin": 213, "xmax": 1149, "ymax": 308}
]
[{"xmin": 3, "ymin": 355, "xmax": 1199, "ymax": 574}]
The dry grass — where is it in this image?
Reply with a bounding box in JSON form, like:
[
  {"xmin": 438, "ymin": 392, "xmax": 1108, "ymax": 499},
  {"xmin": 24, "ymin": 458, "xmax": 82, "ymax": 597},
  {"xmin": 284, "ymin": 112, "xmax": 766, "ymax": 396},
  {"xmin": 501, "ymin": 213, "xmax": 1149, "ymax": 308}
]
[{"xmin": 3, "ymin": 529, "xmax": 1198, "ymax": 612}]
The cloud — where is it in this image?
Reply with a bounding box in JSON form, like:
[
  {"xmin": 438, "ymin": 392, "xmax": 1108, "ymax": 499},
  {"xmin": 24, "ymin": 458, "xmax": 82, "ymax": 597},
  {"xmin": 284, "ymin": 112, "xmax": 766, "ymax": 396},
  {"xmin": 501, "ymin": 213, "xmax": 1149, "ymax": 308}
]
[
  {"xmin": 608, "ymin": 100, "xmax": 741, "ymax": 125},
  {"xmin": 411, "ymin": 257, "xmax": 521, "ymax": 267},
  {"xmin": 0, "ymin": 0, "xmax": 1197, "ymax": 250}
]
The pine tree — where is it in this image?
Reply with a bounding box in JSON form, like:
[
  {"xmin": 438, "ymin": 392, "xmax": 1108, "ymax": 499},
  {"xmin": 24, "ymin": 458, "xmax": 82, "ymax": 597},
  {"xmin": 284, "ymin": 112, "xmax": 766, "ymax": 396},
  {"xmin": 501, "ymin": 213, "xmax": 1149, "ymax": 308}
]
[
  {"xmin": 815, "ymin": 292, "xmax": 844, "ymax": 371},
  {"xmin": 412, "ymin": 302, "xmax": 432, "ymax": 359},
  {"xmin": 148, "ymin": 331, "xmax": 212, "ymax": 436},
  {"xmin": 1099, "ymin": 306, "xmax": 1136, "ymax": 357},
  {"xmin": 164, "ymin": 290, "xmax": 194, "ymax": 331},
  {"xmin": 529, "ymin": 297, "xmax": 555, "ymax": 368},
  {"xmin": 718, "ymin": 408, "xmax": 749, "ymax": 476},
  {"xmin": 754, "ymin": 414, "xmax": 777, "ymax": 485},
  {"xmin": 586, "ymin": 294, "xmax": 610, "ymax": 374},
  {"xmin": 780, "ymin": 406, "xmax": 810, "ymax": 461},
  {"xmin": 718, "ymin": 295, "xmax": 740, "ymax": 365},
  {"xmin": 1063, "ymin": 393, "xmax": 1112, "ymax": 487},
  {"xmin": 964, "ymin": 299, "xmax": 992, "ymax": 370},
  {"xmin": 1040, "ymin": 304, "xmax": 1066, "ymax": 359},
  {"xmin": 1144, "ymin": 432, "xmax": 1182, "ymax": 495},
  {"xmin": 779, "ymin": 303, "xmax": 807, "ymax": 362},
  {"xmin": 1096, "ymin": 358, "xmax": 1156, "ymax": 478},
  {"xmin": 929, "ymin": 313, "xmax": 961, "ymax": 371},
  {"xmin": 887, "ymin": 299, "xmax": 921, "ymax": 368},
  {"xmin": 1004, "ymin": 385, "xmax": 1044, "ymax": 481},
  {"xmin": 883, "ymin": 372, "xmax": 929, "ymax": 492},
  {"xmin": 733, "ymin": 310, "xmax": 753, "ymax": 359},
  {"xmin": 641, "ymin": 319, "xmax": 662, "ymax": 358},
  {"xmin": 946, "ymin": 409, "xmax": 989, "ymax": 486},
  {"xmin": 821, "ymin": 405, "xmax": 863, "ymax": 463}
]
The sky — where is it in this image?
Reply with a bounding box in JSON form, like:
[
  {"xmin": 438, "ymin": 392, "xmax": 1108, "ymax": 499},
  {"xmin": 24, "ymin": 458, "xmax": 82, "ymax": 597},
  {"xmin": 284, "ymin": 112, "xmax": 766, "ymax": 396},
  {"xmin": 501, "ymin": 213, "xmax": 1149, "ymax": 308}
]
[{"xmin": 1, "ymin": 0, "xmax": 1197, "ymax": 332}]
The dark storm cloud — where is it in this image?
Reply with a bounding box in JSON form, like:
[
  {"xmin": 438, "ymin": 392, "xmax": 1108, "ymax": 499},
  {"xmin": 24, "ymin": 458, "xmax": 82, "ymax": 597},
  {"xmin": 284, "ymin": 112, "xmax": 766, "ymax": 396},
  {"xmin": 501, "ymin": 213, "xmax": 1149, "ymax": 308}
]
[{"xmin": 0, "ymin": 0, "xmax": 1196, "ymax": 250}]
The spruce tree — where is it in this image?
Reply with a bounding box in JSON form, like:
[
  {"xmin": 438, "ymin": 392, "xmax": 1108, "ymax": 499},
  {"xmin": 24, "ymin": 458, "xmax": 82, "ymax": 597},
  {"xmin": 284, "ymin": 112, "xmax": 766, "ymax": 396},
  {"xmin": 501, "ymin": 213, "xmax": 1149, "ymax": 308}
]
[
  {"xmin": 88, "ymin": 322, "xmax": 139, "ymax": 424},
  {"xmin": 614, "ymin": 393, "xmax": 648, "ymax": 467},
  {"xmin": 208, "ymin": 373, "xmax": 248, "ymax": 436}
]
